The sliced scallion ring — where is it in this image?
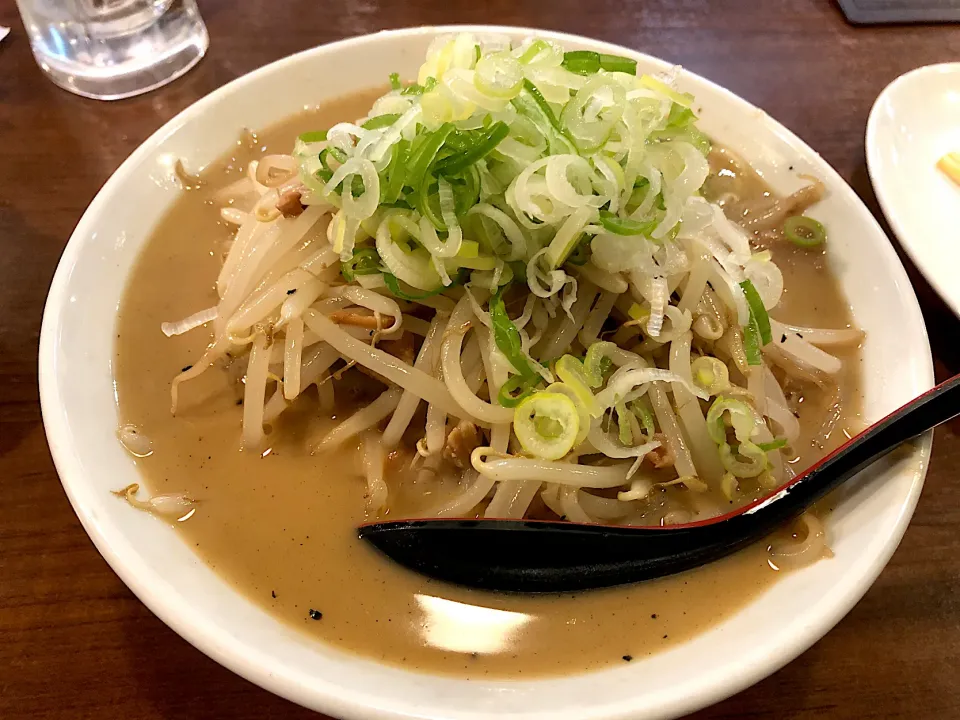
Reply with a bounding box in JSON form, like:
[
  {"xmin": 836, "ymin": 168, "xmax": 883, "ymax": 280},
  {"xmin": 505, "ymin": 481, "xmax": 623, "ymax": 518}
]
[
  {"xmin": 341, "ymin": 247, "xmax": 381, "ymax": 282},
  {"xmin": 545, "ymin": 382, "xmax": 590, "ymax": 444},
  {"xmin": 691, "ymin": 356, "xmax": 730, "ymax": 396},
  {"xmin": 784, "ymin": 215, "xmax": 827, "ymax": 249},
  {"xmin": 705, "ymin": 396, "xmax": 759, "ymax": 445},
  {"xmin": 514, "ymin": 391, "xmax": 580, "ymax": 460},
  {"xmin": 555, "ymin": 354, "xmax": 602, "ymax": 417},
  {"xmin": 719, "ymin": 441, "xmax": 768, "ymax": 478},
  {"xmin": 474, "ymin": 53, "xmax": 524, "ymax": 98},
  {"xmin": 498, "ymin": 373, "xmax": 539, "ymax": 408}
]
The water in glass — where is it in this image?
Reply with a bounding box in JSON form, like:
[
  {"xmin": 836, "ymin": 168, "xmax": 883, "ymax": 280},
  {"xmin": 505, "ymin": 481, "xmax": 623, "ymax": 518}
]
[{"xmin": 15, "ymin": 0, "xmax": 208, "ymax": 100}]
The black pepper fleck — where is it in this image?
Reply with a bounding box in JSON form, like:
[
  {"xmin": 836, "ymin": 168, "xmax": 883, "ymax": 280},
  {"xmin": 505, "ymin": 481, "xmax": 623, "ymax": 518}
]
[
  {"xmin": 651, "ymin": 613, "xmax": 658, "ymax": 619},
  {"xmin": 236, "ymin": 398, "xmax": 243, "ymax": 406},
  {"xmin": 287, "ymin": 288, "xmax": 297, "ymax": 295},
  {"xmin": 181, "ymin": 365, "xmax": 193, "ymax": 372},
  {"xmin": 271, "ymin": 590, "xmax": 276, "ymax": 599},
  {"xmin": 781, "ymin": 333, "xmax": 787, "ymax": 343},
  {"xmin": 622, "ymin": 655, "xmax": 633, "ymax": 662},
  {"xmin": 789, "ymin": 165, "xmax": 794, "ymax": 171},
  {"xmin": 309, "ymin": 609, "xmax": 323, "ymax": 620},
  {"xmin": 663, "ymin": 634, "xmax": 668, "ymax": 639}
]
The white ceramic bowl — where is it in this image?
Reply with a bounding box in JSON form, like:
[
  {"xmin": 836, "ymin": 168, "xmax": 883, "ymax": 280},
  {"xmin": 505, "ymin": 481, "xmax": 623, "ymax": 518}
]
[
  {"xmin": 40, "ymin": 26, "xmax": 933, "ymax": 720},
  {"xmin": 867, "ymin": 62, "xmax": 960, "ymax": 317}
]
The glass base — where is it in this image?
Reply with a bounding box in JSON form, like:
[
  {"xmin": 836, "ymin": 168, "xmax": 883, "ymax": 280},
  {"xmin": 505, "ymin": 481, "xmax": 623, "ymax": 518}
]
[
  {"xmin": 37, "ymin": 33, "xmax": 207, "ymax": 100},
  {"xmin": 21, "ymin": 1, "xmax": 209, "ymax": 101}
]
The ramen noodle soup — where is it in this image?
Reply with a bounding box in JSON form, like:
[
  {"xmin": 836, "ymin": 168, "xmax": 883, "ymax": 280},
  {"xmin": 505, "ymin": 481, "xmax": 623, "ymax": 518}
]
[{"xmin": 115, "ymin": 34, "xmax": 863, "ymax": 677}]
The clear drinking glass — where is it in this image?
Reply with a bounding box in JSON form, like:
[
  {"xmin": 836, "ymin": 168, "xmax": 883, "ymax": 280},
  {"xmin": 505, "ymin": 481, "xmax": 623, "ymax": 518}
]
[{"xmin": 15, "ymin": 0, "xmax": 208, "ymax": 100}]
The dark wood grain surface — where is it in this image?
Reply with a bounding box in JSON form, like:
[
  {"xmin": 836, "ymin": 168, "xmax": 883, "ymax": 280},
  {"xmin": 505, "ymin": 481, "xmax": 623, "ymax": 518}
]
[{"xmin": 2, "ymin": 1, "xmax": 959, "ymax": 718}]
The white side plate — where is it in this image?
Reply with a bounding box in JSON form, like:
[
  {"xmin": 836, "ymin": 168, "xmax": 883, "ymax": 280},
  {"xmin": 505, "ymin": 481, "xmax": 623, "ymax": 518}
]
[{"xmin": 867, "ymin": 62, "xmax": 960, "ymax": 316}]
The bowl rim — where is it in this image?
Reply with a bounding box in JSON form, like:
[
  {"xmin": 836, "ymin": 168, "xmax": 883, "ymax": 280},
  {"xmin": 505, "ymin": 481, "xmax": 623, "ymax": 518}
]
[
  {"xmin": 866, "ymin": 61, "xmax": 960, "ymax": 318},
  {"xmin": 39, "ymin": 24, "xmax": 935, "ymax": 720}
]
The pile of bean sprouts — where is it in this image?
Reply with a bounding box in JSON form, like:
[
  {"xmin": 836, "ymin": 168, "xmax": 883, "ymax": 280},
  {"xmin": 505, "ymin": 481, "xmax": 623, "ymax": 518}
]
[{"xmin": 160, "ymin": 34, "xmax": 863, "ymax": 559}]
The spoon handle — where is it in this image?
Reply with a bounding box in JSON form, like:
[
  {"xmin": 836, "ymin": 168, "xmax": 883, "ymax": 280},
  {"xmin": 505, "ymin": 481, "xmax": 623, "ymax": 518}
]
[{"xmin": 742, "ymin": 373, "xmax": 960, "ymax": 533}]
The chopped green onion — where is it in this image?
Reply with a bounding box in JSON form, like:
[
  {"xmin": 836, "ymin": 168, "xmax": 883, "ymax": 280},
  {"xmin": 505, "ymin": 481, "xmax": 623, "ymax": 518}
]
[
  {"xmin": 739, "ymin": 279, "xmax": 772, "ymax": 345},
  {"xmin": 639, "ymin": 74, "xmax": 694, "ymax": 107},
  {"xmin": 298, "ymin": 130, "xmax": 327, "ymax": 143},
  {"xmin": 409, "ymin": 124, "xmax": 457, "ymax": 225},
  {"xmin": 629, "ymin": 398, "xmax": 656, "ymax": 440},
  {"xmin": 756, "ymin": 438, "xmax": 788, "ymax": 452},
  {"xmin": 389, "ymin": 72, "xmax": 402, "ymax": 91},
  {"xmin": 400, "ymin": 77, "xmax": 437, "ymax": 96},
  {"xmin": 627, "ymin": 302, "xmax": 649, "ymax": 323},
  {"xmin": 362, "ymin": 113, "xmax": 401, "ymax": 130},
  {"xmin": 382, "ymin": 269, "xmax": 464, "ymax": 300},
  {"xmin": 407, "ymin": 123, "xmax": 455, "ymax": 191},
  {"xmin": 381, "ymin": 139, "xmax": 409, "ymax": 204},
  {"xmin": 451, "ymin": 165, "xmax": 481, "ymax": 216},
  {"xmin": 721, "ymin": 472, "xmax": 739, "ymax": 501},
  {"xmin": 514, "ymin": 391, "xmax": 580, "ymax": 460},
  {"xmin": 434, "ymin": 122, "xmax": 510, "ymax": 176},
  {"xmin": 490, "ymin": 287, "xmax": 539, "ymax": 381},
  {"xmin": 562, "ymin": 50, "xmax": 601, "ymax": 75},
  {"xmin": 444, "ymin": 128, "xmax": 472, "ymax": 152},
  {"xmin": 544, "ymin": 381, "xmax": 591, "ymax": 444},
  {"xmin": 516, "ymin": 39, "xmax": 553, "ymax": 65},
  {"xmin": 615, "ymin": 401, "xmax": 635, "ymax": 445},
  {"xmin": 474, "ymin": 53, "xmax": 523, "ymax": 98},
  {"xmin": 666, "ymin": 103, "xmax": 696, "ymax": 128},
  {"xmin": 582, "ymin": 341, "xmax": 617, "ymax": 387},
  {"xmin": 312, "ymin": 162, "xmax": 333, "ymax": 184},
  {"xmin": 561, "ymin": 50, "xmax": 637, "ymax": 75},
  {"xmin": 742, "ymin": 315, "xmax": 763, "ymax": 366},
  {"xmin": 350, "ymin": 174, "xmax": 366, "ymax": 198},
  {"xmin": 498, "ymin": 374, "xmax": 539, "ymax": 408},
  {"xmin": 691, "ymin": 356, "xmax": 731, "ymax": 395},
  {"xmin": 555, "ymin": 355, "xmax": 602, "ymax": 418},
  {"xmin": 705, "ymin": 397, "xmax": 759, "ymax": 445},
  {"xmin": 598, "ymin": 210, "xmax": 658, "ymax": 236},
  {"xmin": 598, "ymin": 53, "xmax": 637, "ymax": 74},
  {"xmin": 523, "ymin": 79, "xmax": 562, "ymax": 128},
  {"xmin": 566, "ymin": 237, "xmax": 591, "ymax": 265},
  {"xmin": 719, "ymin": 441, "xmax": 768, "ymax": 478},
  {"xmin": 508, "ymin": 260, "xmax": 527, "ymax": 282},
  {"xmin": 341, "ymin": 248, "xmax": 381, "ymax": 282},
  {"xmin": 511, "ymin": 80, "xmax": 577, "ymax": 154},
  {"xmin": 684, "ymin": 126, "xmax": 713, "ymax": 157},
  {"xmin": 784, "ymin": 215, "xmax": 826, "ymax": 249}
]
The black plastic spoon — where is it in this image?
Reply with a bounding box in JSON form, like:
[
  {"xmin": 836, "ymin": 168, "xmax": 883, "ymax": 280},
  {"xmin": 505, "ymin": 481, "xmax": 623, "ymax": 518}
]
[{"xmin": 359, "ymin": 374, "xmax": 959, "ymax": 593}]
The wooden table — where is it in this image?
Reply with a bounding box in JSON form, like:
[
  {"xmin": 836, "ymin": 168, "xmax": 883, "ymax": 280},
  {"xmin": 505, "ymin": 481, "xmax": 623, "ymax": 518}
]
[{"xmin": 2, "ymin": 1, "xmax": 959, "ymax": 717}]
